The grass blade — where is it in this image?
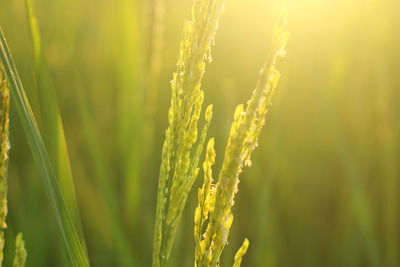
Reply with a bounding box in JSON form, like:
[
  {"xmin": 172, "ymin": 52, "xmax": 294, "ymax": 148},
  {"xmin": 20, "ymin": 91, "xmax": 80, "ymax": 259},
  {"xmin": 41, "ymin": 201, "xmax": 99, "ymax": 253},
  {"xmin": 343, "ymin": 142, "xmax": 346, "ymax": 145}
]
[
  {"xmin": 0, "ymin": 27, "xmax": 89, "ymax": 267},
  {"xmin": 25, "ymin": 0, "xmax": 87, "ymax": 255}
]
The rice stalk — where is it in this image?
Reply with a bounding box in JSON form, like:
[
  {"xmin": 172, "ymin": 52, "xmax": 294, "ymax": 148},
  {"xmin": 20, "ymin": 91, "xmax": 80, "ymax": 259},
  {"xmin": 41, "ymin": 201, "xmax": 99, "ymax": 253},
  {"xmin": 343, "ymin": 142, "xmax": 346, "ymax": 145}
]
[
  {"xmin": 194, "ymin": 9, "xmax": 289, "ymax": 267},
  {"xmin": 152, "ymin": 0, "xmax": 226, "ymax": 266}
]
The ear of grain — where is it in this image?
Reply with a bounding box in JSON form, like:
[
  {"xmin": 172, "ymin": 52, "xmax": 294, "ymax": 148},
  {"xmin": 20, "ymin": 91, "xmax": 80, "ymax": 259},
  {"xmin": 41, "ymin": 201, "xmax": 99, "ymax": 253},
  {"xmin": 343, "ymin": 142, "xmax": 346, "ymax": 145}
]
[
  {"xmin": 0, "ymin": 66, "xmax": 10, "ymax": 267},
  {"xmin": 194, "ymin": 137, "xmax": 216, "ymax": 264},
  {"xmin": 152, "ymin": 0, "xmax": 226, "ymax": 266},
  {"xmin": 25, "ymin": 0, "xmax": 87, "ymax": 257},
  {"xmin": 12, "ymin": 233, "xmax": 27, "ymax": 267},
  {"xmin": 0, "ymin": 27, "xmax": 89, "ymax": 267},
  {"xmin": 194, "ymin": 9, "xmax": 289, "ymax": 267},
  {"xmin": 232, "ymin": 238, "xmax": 249, "ymax": 267}
]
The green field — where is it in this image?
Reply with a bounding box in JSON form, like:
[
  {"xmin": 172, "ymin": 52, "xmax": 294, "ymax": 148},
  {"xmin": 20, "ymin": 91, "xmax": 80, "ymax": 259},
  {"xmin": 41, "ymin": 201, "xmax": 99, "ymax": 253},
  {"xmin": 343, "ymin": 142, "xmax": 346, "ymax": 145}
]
[{"xmin": 0, "ymin": 0, "xmax": 398, "ymax": 266}]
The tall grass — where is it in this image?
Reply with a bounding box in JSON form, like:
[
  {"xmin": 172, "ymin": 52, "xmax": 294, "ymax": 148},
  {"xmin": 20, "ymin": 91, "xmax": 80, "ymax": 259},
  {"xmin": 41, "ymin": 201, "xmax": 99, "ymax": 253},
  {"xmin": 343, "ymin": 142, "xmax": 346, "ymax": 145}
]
[
  {"xmin": 0, "ymin": 0, "xmax": 395, "ymax": 266},
  {"xmin": 0, "ymin": 27, "xmax": 89, "ymax": 267},
  {"xmin": 25, "ymin": 0, "xmax": 87, "ymax": 257},
  {"xmin": 26, "ymin": 0, "xmax": 139, "ymax": 264}
]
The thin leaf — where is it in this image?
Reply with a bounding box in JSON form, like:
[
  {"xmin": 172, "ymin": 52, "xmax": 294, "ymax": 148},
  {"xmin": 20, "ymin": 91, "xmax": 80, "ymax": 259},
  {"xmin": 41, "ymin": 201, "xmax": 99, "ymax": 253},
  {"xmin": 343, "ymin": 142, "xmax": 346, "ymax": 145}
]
[
  {"xmin": 25, "ymin": 0, "xmax": 87, "ymax": 255},
  {"xmin": 0, "ymin": 27, "xmax": 89, "ymax": 267}
]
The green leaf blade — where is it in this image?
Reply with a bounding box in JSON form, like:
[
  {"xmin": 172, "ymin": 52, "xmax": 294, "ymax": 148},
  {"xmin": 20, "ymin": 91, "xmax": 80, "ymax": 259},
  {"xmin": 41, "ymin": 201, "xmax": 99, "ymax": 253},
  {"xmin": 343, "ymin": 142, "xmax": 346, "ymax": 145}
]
[
  {"xmin": 0, "ymin": 27, "xmax": 89, "ymax": 267},
  {"xmin": 25, "ymin": 0, "xmax": 87, "ymax": 255}
]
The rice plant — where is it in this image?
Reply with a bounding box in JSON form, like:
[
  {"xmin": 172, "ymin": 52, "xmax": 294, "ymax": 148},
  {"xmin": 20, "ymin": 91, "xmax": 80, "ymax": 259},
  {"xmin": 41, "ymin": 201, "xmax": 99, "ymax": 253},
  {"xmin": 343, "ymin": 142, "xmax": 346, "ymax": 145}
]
[
  {"xmin": 152, "ymin": 0, "xmax": 225, "ymax": 265},
  {"xmin": 194, "ymin": 10, "xmax": 289, "ymax": 266},
  {"xmin": 152, "ymin": 0, "xmax": 289, "ymax": 265},
  {"xmin": 0, "ymin": 0, "xmax": 392, "ymax": 266}
]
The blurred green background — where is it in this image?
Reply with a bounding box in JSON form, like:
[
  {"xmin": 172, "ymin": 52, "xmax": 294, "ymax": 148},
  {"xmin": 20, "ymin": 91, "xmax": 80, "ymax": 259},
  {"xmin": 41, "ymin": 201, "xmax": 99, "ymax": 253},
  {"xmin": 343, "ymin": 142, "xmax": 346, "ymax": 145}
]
[{"xmin": 0, "ymin": 0, "xmax": 399, "ymax": 266}]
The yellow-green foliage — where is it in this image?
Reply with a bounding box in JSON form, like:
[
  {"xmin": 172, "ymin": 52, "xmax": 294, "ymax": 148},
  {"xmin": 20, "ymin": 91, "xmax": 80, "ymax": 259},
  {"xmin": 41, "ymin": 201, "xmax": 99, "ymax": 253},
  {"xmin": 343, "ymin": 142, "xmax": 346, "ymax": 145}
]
[
  {"xmin": 0, "ymin": 66, "xmax": 9, "ymax": 266},
  {"xmin": 194, "ymin": 9, "xmax": 289, "ymax": 267},
  {"xmin": 12, "ymin": 233, "xmax": 27, "ymax": 267},
  {"xmin": 152, "ymin": 0, "xmax": 225, "ymax": 266}
]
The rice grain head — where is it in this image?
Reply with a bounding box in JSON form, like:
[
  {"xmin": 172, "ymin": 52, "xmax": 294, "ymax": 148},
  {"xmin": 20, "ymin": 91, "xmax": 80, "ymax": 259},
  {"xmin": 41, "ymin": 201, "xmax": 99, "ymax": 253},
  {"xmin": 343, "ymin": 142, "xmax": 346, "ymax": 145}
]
[
  {"xmin": 0, "ymin": 66, "xmax": 10, "ymax": 267},
  {"xmin": 152, "ymin": 0, "xmax": 226, "ymax": 266},
  {"xmin": 194, "ymin": 9, "xmax": 289, "ymax": 267},
  {"xmin": 12, "ymin": 233, "xmax": 27, "ymax": 267}
]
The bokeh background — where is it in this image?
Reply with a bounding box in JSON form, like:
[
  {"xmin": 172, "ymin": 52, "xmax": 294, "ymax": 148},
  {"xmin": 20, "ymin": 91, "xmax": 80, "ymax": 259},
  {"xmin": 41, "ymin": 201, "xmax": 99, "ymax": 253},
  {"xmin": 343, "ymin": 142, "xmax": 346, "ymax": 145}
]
[{"xmin": 0, "ymin": 0, "xmax": 399, "ymax": 266}]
